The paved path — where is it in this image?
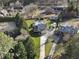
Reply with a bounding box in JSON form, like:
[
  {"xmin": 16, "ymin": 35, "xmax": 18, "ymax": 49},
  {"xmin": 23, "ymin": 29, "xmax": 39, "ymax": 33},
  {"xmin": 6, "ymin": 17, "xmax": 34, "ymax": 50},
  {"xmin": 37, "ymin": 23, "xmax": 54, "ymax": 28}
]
[
  {"xmin": 48, "ymin": 43, "xmax": 57, "ymax": 59},
  {"xmin": 40, "ymin": 29, "xmax": 56, "ymax": 59},
  {"xmin": 48, "ymin": 33, "xmax": 61, "ymax": 59}
]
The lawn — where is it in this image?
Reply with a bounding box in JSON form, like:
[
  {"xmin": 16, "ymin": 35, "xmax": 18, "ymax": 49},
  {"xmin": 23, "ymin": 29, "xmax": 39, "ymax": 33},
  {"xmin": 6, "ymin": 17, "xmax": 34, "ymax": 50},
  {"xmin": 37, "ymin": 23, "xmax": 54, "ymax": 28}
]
[
  {"xmin": 45, "ymin": 39, "xmax": 53, "ymax": 57},
  {"xmin": 25, "ymin": 19, "xmax": 40, "ymax": 59},
  {"xmin": 44, "ymin": 19, "xmax": 51, "ymax": 28},
  {"xmin": 31, "ymin": 37, "xmax": 40, "ymax": 59},
  {"xmin": 25, "ymin": 20, "xmax": 34, "ymax": 27},
  {"xmin": 44, "ymin": 19, "xmax": 53, "ymax": 57}
]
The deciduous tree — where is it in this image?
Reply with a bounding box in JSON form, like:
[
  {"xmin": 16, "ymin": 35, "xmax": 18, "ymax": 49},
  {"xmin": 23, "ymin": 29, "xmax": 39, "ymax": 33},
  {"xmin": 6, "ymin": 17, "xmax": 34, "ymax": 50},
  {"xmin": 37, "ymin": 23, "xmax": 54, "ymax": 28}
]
[{"xmin": 0, "ymin": 32, "xmax": 15, "ymax": 58}]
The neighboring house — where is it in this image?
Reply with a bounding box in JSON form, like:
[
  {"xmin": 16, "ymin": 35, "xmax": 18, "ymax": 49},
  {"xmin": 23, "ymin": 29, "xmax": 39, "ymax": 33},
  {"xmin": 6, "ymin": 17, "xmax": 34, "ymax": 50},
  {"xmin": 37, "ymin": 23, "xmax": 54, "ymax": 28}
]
[
  {"xmin": 54, "ymin": 25, "xmax": 77, "ymax": 43},
  {"xmin": 0, "ymin": 14, "xmax": 4, "ymax": 17},
  {"xmin": 8, "ymin": 1, "xmax": 23, "ymax": 13},
  {"xmin": 0, "ymin": 22, "xmax": 17, "ymax": 32},
  {"xmin": 58, "ymin": 26, "xmax": 77, "ymax": 42},
  {"xmin": 0, "ymin": 9, "xmax": 9, "ymax": 16},
  {"xmin": 59, "ymin": 26, "xmax": 77, "ymax": 36},
  {"xmin": 0, "ymin": 19, "xmax": 29, "ymax": 39},
  {"xmin": 0, "ymin": 17, "xmax": 22, "ymax": 38},
  {"xmin": 21, "ymin": 4, "xmax": 39, "ymax": 18}
]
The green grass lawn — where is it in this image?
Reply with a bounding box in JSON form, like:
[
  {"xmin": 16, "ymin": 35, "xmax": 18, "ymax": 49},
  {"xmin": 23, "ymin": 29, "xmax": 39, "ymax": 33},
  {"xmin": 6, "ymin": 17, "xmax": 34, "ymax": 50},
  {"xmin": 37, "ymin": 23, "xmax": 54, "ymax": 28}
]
[
  {"xmin": 44, "ymin": 19, "xmax": 53, "ymax": 57},
  {"xmin": 44, "ymin": 19, "xmax": 51, "ymax": 28},
  {"xmin": 31, "ymin": 37, "xmax": 40, "ymax": 59},
  {"xmin": 25, "ymin": 19, "xmax": 34, "ymax": 28},
  {"xmin": 45, "ymin": 39, "xmax": 52, "ymax": 56},
  {"xmin": 25, "ymin": 19, "xmax": 40, "ymax": 59}
]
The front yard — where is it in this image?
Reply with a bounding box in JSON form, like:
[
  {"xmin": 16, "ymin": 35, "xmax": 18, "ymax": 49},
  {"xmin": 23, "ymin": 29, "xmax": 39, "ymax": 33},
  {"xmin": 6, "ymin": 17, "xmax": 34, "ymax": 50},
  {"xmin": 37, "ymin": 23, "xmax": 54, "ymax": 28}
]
[
  {"xmin": 25, "ymin": 19, "xmax": 40, "ymax": 59},
  {"xmin": 25, "ymin": 19, "xmax": 52, "ymax": 59},
  {"xmin": 45, "ymin": 39, "xmax": 52, "ymax": 56}
]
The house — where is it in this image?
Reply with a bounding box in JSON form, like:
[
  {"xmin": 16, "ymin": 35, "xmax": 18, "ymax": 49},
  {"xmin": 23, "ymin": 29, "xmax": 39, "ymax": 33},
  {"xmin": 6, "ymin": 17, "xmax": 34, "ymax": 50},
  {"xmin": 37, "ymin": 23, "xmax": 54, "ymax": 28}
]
[{"xmin": 33, "ymin": 20, "xmax": 46, "ymax": 33}]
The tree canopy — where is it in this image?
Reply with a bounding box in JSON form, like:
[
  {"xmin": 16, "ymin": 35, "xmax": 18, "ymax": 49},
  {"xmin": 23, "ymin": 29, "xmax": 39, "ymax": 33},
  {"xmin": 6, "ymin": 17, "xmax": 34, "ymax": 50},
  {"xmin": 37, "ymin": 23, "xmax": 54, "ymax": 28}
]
[
  {"xmin": 0, "ymin": 32, "xmax": 15, "ymax": 58},
  {"xmin": 14, "ymin": 42, "xmax": 27, "ymax": 59}
]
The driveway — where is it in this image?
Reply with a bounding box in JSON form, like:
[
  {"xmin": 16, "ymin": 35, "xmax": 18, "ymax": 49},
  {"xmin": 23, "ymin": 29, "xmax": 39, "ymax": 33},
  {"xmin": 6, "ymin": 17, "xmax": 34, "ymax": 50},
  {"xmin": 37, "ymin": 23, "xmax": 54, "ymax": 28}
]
[{"xmin": 40, "ymin": 29, "xmax": 56, "ymax": 59}]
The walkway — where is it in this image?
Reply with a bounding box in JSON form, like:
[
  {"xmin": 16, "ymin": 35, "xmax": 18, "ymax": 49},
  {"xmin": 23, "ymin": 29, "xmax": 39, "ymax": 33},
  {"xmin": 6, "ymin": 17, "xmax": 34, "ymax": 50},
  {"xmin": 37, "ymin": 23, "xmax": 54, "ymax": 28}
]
[
  {"xmin": 48, "ymin": 43, "xmax": 57, "ymax": 59},
  {"xmin": 40, "ymin": 28, "xmax": 56, "ymax": 59},
  {"xmin": 48, "ymin": 33, "xmax": 61, "ymax": 59}
]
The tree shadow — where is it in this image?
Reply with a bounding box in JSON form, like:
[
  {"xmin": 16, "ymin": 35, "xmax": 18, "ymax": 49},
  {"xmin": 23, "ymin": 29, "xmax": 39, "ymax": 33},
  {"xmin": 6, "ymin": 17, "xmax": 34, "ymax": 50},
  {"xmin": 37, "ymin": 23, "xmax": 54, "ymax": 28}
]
[{"xmin": 29, "ymin": 30, "xmax": 40, "ymax": 37}]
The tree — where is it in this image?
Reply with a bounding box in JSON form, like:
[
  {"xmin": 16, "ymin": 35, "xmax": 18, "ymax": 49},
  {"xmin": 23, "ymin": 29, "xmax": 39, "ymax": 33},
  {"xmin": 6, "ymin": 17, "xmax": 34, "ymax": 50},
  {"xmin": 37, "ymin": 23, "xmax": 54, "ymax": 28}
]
[
  {"xmin": 4, "ymin": 53, "xmax": 13, "ymax": 59},
  {"xmin": 76, "ymin": 0, "xmax": 79, "ymax": 15},
  {"xmin": 23, "ymin": 37, "xmax": 35, "ymax": 59},
  {"xmin": 65, "ymin": 35, "xmax": 79, "ymax": 59},
  {"xmin": 0, "ymin": 32, "xmax": 15, "ymax": 59},
  {"xmin": 15, "ymin": 13, "xmax": 23, "ymax": 29},
  {"xmin": 14, "ymin": 42, "xmax": 27, "ymax": 59},
  {"xmin": 65, "ymin": 44, "xmax": 72, "ymax": 59},
  {"xmin": 68, "ymin": 1, "xmax": 74, "ymax": 11}
]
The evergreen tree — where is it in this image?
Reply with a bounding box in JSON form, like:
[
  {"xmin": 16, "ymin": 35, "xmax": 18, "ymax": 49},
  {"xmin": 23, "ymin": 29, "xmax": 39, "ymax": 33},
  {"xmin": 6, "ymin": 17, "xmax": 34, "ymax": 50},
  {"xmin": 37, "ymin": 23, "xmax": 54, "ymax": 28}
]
[
  {"xmin": 4, "ymin": 53, "xmax": 13, "ymax": 59},
  {"xmin": 65, "ymin": 36, "xmax": 79, "ymax": 59},
  {"xmin": 14, "ymin": 42, "xmax": 27, "ymax": 59},
  {"xmin": 23, "ymin": 37, "xmax": 35, "ymax": 59},
  {"xmin": 65, "ymin": 44, "xmax": 72, "ymax": 59},
  {"xmin": 15, "ymin": 13, "xmax": 22, "ymax": 27}
]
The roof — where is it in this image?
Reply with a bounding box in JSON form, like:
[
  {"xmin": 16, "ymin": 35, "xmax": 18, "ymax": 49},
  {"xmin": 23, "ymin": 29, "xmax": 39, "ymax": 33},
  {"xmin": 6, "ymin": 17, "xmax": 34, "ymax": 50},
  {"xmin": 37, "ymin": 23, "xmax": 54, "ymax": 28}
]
[
  {"xmin": 0, "ymin": 22, "xmax": 17, "ymax": 32},
  {"xmin": 60, "ymin": 26, "xmax": 77, "ymax": 35},
  {"xmin": 34, "ymin": 20, "xmax": 44, "ymax": 26},
  {"xmin": 33, "ymin": 20, "xmax": 46, "ymax": 32},
  {"xmin": 0, "ymin": 9, "xmax": 8, "ymax": 16},
  {"xmin": 10, "ymin": 1, "xmax": 23, "ymax": 9}
]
